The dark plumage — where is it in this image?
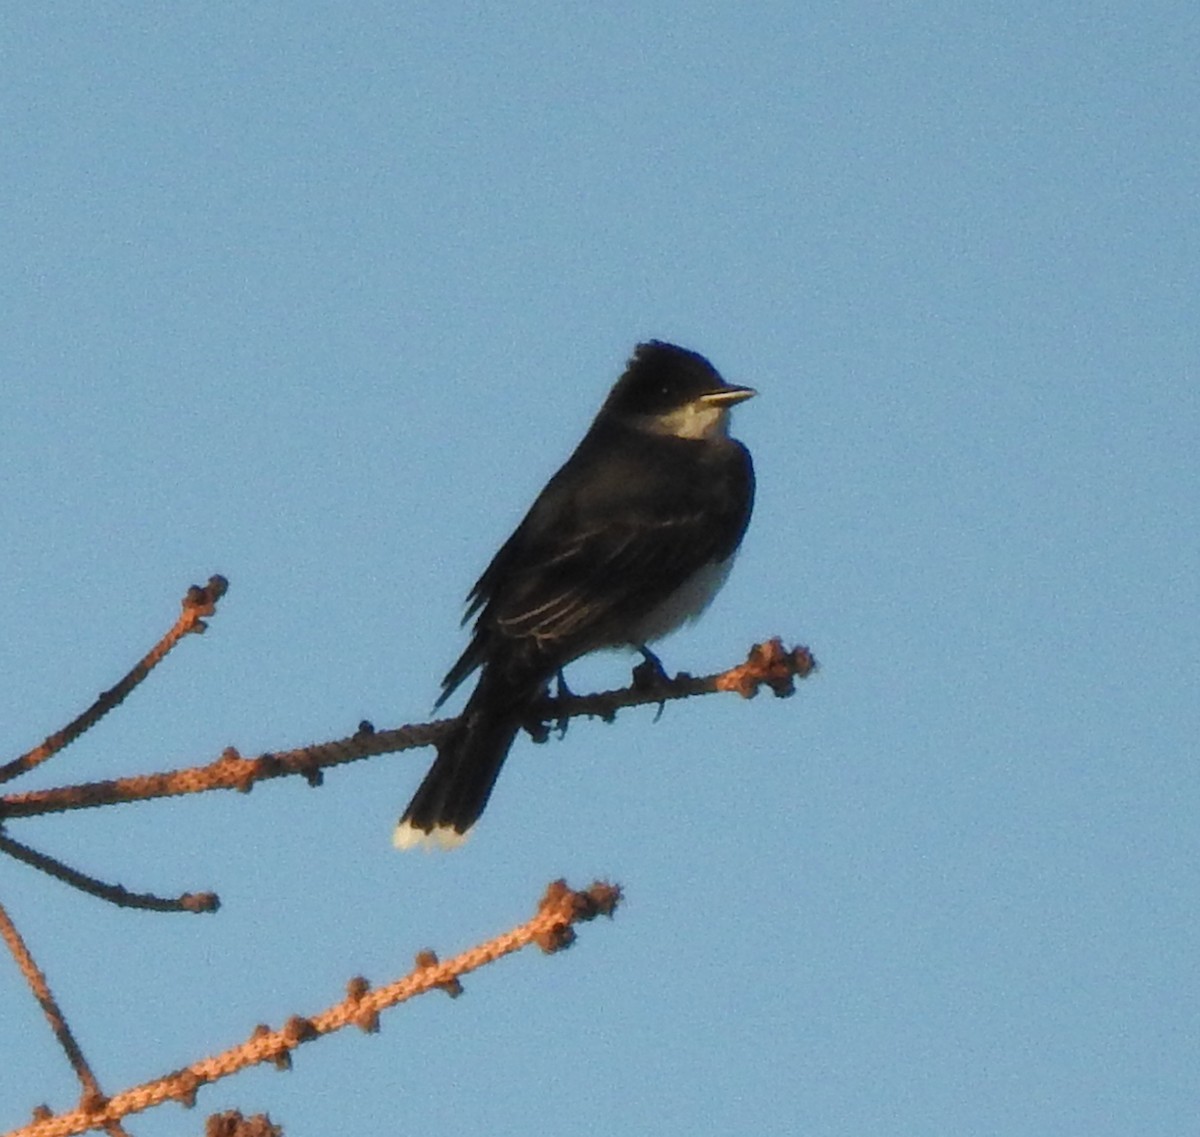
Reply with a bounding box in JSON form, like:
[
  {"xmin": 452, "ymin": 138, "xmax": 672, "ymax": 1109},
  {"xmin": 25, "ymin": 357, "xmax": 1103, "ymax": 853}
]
[{"xmin": 395, "ymin": 341, "xmax": 755, "ymax": 848}]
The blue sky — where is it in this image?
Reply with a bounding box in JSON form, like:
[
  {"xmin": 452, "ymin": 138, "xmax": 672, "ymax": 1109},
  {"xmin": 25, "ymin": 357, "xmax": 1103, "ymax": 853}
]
[{"xmin": 1, "ymin": 5, "xmax": 1197, "ymax": 1135}]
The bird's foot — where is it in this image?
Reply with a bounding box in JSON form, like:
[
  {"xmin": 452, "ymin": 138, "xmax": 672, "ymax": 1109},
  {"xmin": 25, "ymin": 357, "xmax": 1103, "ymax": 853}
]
[
  {"xmin": 632, "ymin": 646, "xmax": 674, "ymax": 722},
  {"xmin": 552, "ymin": 669, "xmax": 575, "ymax": 737},
  {"xmin": 527, "ymin": 671, "xmax": 575, "ymax": 743}
]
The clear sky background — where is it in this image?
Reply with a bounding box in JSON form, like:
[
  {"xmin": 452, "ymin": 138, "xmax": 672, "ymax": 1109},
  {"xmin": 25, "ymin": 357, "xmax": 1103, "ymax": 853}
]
[{"xmin": 1, "ymin": 5, "xmax": 1197, "ymax": 1135}]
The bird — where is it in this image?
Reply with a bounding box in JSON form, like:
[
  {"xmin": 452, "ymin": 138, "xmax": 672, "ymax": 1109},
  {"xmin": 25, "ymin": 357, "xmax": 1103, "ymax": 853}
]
[{"xmin": 393, "ymin": 340, "xmax": 756, "ymax": 849}]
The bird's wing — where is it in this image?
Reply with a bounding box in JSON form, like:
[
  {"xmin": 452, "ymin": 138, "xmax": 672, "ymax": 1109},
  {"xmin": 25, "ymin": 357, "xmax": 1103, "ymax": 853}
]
[
  {"xmin": 489, "ymin": 505, "xmax": 738, "ymax": 648},
  {"xmin": 440, "ymin": 432, "xmax": 753, "ymax": 701}
]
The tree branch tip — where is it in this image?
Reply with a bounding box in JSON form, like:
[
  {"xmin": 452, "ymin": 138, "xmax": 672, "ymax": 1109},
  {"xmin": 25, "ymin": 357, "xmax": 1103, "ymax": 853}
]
[
  {"xmin": 180, "ymin": 891, "xmax": 221, "ymax": 914},
  {"xmin": 206, "ymin": 1109, "xmax": 283, "ymax": 1137},
  {"xmin": 534, "ymin": 879, "xmax": 622, "ymax": 952},
  {"xmin": 185, "ymin": 576, "xmax": 229, "ymax": 605},
  {"xmin": 181, "ymin": 577, "xmax": 228, "ymax": 632},
  {"xmin": 576, "ymin": 880, "xmax": 622, "ymax": 919},
  {"xmin": 715, "ymin": 638, "xmax": 817, "ymax": 699}
]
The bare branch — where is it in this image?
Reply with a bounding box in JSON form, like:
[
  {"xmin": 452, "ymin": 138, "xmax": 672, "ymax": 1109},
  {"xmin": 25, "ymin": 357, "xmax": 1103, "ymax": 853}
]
[
  {"xmin": 0, "ymin": 832, "xmax": 217, "ymax": 913},
  {"xmin": 0, "ymin": 900, "xmax": 109, "ymax": 1115},
  {"xmin": 0, "ymin": 577, "xmax": 229, "ymax": 787},
  {"xmin": 0, "ymin": 639, "xmax": 815, "ymax": 824},
  {"xmin": 4, "ymin": 880, "xmax": 621, "ymax": 1137}
]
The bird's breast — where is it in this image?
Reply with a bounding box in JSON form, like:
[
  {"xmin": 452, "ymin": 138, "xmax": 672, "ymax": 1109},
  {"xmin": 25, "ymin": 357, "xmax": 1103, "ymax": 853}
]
[{"xmin": 623, "ymin": 555, "xmax": 735, "ymax": 646}]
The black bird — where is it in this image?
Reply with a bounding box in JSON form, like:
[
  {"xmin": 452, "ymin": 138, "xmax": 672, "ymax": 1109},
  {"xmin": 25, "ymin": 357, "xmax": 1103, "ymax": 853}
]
[{"xmin": 394, "ymin": 341, "xmax": 756, "ymax": 849}]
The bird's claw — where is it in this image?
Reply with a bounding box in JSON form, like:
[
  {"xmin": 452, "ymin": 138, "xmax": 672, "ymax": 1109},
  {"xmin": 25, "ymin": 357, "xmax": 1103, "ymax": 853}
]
[
  {"xmin": 552, "ymin": 669, "xmax": 575, "ymax": 737},
  {"xmin": 632, "ymin": 646, "xmax": 674, "ymax": 721}
]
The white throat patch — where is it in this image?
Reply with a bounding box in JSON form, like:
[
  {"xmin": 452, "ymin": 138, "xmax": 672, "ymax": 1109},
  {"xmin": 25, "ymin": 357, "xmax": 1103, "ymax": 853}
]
[{"xmin": 635, "ymin": 400, "xmax": 730, "ymax": 440}]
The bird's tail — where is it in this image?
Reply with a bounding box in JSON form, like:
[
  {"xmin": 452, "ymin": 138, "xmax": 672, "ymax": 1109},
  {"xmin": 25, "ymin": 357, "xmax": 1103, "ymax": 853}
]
[{"xmin": 393, "ymin": 668, "xmax": 533, "ymax": 850}]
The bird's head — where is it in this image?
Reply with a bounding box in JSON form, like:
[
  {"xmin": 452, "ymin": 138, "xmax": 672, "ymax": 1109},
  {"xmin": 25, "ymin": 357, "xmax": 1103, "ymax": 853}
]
[{"xmin": 603, "ymin": 340, "xmax": 756, "ymax": 440}]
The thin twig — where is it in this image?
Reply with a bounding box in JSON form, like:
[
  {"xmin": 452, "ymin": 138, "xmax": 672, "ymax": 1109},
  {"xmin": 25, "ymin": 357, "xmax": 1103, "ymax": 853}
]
[
  {"xmin": 0, "ymin": 900, "xmax": 108, "ymax": 1112},
  {"xmin": 0, "ymin": 640, "xmax": 814, "ymax": 824},
  {"xmin": 0, "ymin": 577, "xmax": 229, "ymax": 787},
  {"xmin": 4, "ymin": 880, "xmax": 621, "ymax": 1137},
  {"xmin": 0, "ymin": 832, "xmax": 218, "ymax": 913}
]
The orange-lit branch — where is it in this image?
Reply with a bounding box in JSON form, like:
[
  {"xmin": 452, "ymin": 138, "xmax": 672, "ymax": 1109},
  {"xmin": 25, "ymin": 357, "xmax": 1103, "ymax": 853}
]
[
  {"xmin": 0, "ymin": 577, "xmax": 228, "ymax": 786},
  {"xmin": 4, "ymin": 880, "xmax": 621, "ymax": 1137},
  {"xmin": 0, "ymin": 900, "xmax": 108, "ymax": 1115},
  {"xmin": 0, "ymin": 640, "xmax": 814, "ymax": 823}
]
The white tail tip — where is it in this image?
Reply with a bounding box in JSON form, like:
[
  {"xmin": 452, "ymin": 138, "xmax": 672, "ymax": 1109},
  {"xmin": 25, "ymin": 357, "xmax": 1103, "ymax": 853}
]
[{"xmin": 392, "ymin": 820, "xmax": 470, "ymax": 851}]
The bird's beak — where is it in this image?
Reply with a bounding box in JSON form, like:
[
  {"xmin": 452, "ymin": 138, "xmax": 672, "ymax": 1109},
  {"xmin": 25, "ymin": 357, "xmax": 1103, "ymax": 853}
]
[{"xmin": 700, "ymin": 384, "xmax": 757, "ymax": 408}]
